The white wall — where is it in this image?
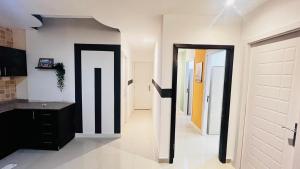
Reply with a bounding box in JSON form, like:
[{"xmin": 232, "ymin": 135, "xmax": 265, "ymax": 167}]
[
  {"xmin": 152, "ymin": 41, "xmax": 162, "ymax": 159},
  {"xmin": 126, "ymin": 56, "xmax": 134, "ymax": 121},
  {"xmin": 157, "ymin": 12, "xmax": 242, "ymax": 161},
  {"xmin": 235, "ymin": 0, "xmax": 300, "ymax": 168},
  {"xmin": 26, "ymin": 18, "xmax": 120, "ymax": 102},
  {"xmin": 202, "ymin": 50, "xmax": 226, "ymax": 135}
]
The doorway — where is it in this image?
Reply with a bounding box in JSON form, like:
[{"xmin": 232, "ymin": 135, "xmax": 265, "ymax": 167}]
[
  {"xmin": 170, "ymin": 44, "xmax": 234, "ymax": 164},
  {"xmin": 134, "ymin": 62, "xmax": 153, "ymax": 110},
  {"xmin": 74, "ymin": 44, "xmax": 121, "ymax": 134}
]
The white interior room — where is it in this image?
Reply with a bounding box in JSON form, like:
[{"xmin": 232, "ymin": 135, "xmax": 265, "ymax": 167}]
[{"xmin": 1, "ymin": 0, "xmax": 300, "ymax": 169}]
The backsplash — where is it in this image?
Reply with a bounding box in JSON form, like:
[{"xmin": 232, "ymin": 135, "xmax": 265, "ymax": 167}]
[
  {"xmin": 0, "ymin": 78, "xmax": 16, "ymax": 101},
  {"xmin": 0, "ymin": 26, "xmax": 15, "ymax": 102},
  {"xmin": 0, "ymin": 26, "xmax": 13, "ymax": 48}
]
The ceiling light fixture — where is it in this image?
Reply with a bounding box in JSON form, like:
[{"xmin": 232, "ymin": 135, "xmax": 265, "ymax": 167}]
[{"xmin": 226, "ymin": 0, "xmax": 235, "ymax": 6}]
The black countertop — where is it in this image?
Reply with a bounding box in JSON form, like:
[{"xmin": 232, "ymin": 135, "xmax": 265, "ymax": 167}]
[{"xmin": 0, "ymin": 100, "xmax": 75, "ymax": 113}]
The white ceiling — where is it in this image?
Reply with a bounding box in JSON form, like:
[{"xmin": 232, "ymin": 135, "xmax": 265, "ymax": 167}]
[{"xmin": 0, "ymin": 0, "xmax": 268, "ymax": 55}]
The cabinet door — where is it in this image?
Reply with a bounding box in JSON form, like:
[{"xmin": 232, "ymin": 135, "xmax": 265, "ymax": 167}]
[
  {"xmin": 0, "ymin": 46, "xmax": 9, "ymax": 77},
  {"xmin": 8, "ymin": 49, "xmax": 27, "ymax": 76},
  {"xmin": 0, "ymin": 112, "xmax": 9, "ymax": 158},
  {"xmin": 17, "ymin": 110, "xmax": 37, "ymax": 148},
  {"xmin": 0, "ymin": 110, "xmax": 18, "ymax": 159},
  {"xmin": 6, "ymin": 48, "xmax": 27, "ymax": 76},
  {"xmin": 0, "ymin": 47, "xmax": 27, "ymax": 76}
]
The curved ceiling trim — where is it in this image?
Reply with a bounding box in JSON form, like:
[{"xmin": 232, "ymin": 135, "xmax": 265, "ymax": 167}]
[
  {"xmin": 30, "ymin": 14, "xmax": 120, "ymax": 32},
  {"xmin": 31, "ymin": 14, "xmax": 44, "ymax": 30}
]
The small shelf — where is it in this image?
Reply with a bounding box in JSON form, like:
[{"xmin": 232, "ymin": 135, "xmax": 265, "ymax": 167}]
[{"xmin": 35, "ymin": 67, "xmax": 56, "ymax": 70}]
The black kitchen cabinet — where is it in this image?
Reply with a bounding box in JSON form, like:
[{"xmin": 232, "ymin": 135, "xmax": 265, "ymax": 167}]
[
  {"xmin": 21, "ymin": 106, "xmax": 75, "ymax": 150},
  {"xmin": 0, "ymin": 110, "xmax": 19, "ymax": 159},
  {"xmin": 0, "ymin": 46, "xmax": 27, "ymax": 76},
  {"xmin": 0, "ymin": 104, "xmax": 75, "ymax": 159}
]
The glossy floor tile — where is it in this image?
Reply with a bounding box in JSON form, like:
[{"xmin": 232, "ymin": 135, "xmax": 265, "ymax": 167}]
[
  {"xmin": 0, "ymin": 110, "xmax": 234, "ymax": 169},
  {"xmin": 172, "ymin": 113, "xmax": 234, "ymax": 169}
]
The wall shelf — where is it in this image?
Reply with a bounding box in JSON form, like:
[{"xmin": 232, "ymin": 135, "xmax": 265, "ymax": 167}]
[{"xmin": 35, "ymin": 67, "xmax": 56, "ymax": 70}]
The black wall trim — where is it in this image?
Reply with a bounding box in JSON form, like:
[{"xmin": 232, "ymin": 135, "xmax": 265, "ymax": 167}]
[
  {"xmin": 152, "ymin": 79, "xmax": 172, "ymax": 98},
  {"xmin": 74, "ymin": 43, "xmax": 121, "ymax": 134},
  {"xmin": 128, "ymin": 79, "xmax": 133, "ymax": 85},
  {"xmin": 95, "ymin": 68, "xmax": 102, "ymax": 133},
  {"xmin": 170, "ymin": 44, "xmax": 234, "ymax": 164}
]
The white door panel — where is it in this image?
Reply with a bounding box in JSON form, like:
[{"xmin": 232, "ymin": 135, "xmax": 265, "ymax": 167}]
[
  {"xmin": 241, "ymin": 37, "xmax": 300, "ymax": 169},
  {"xmin": 81, "ymin": 51, "xmax": 114, "ymax": 134},
  {"xmin": 207, "ymin": 66, "xmax": 225, "ymax": 135},
  {"xmin": 134, "ymin": 62, "xmax": 153, "ymax": 109}
]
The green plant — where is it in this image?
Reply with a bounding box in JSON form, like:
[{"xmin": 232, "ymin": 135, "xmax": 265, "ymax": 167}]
[{"xmin": 54, "ymin": 63, "xmax": 65, "ymax": 92}]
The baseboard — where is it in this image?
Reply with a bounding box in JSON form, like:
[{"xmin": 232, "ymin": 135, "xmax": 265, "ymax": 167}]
[
  {"xmin": 158, "ymin": 158, "xmax": 169, "ymax": 163},
  {"xmin": 75, "ymin": 133, "xmax": 121, "ymax": 138},
  {"xmin": 190, "ymin": 121, "xmax": 202, "ymax": 134}
]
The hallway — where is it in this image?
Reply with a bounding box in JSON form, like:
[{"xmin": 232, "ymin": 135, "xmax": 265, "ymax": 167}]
[{"xmin": 173, "ymin": 113, "xmax": 234, "ymax": 169}]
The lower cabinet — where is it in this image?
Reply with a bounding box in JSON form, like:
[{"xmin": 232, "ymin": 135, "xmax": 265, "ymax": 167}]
[
  {"xmin": 0, "ymin": 104, "xmax": 75, "ymax": 159},
  {"xmin": 0, "ymin": 110, "xmax": 19, "ymax": 159}
]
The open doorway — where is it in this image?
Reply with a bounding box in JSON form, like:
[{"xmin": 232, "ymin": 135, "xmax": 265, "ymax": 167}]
[{"xmin": 170, "ymin": 44, "xmax": 234, "ymax": 164}]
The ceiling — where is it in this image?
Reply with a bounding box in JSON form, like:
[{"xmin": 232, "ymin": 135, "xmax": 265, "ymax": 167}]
[{"xmin": 0, "ymin": 0, "xmax": 268, "ymax": 56}]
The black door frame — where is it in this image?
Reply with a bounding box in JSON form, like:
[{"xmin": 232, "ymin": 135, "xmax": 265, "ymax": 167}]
[
  {"xmin": 170, "ymin": 44, "xmax": 234, "ymax": 163},
  {"xmin": 74, "ymin": 44, "xmax": 121, "ymax": 134}
]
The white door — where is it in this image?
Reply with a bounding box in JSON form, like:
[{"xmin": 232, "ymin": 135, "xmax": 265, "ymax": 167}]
[
  {"xmin": 81, "ymin": 51, "xmax": 114, "ymax": 134},
  {"xmin": 134, "ymin": 62, "xmax": 153, "ymax": 109},
  {"xmin": 241, "ymin": 37, "xmax": 300, "ymax": 169},
  {"xmin": 207, "ymin": 66, "xmax": 225, "ymax": 135},
  {"xmin": 184, "ymin": 61, "xmax": 194, "ymax": 115}
]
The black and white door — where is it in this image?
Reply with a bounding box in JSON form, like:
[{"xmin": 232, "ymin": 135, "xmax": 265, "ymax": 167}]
[{"xmin": 81, "ymin": 50, "xmax": 114, "ymax": 134}]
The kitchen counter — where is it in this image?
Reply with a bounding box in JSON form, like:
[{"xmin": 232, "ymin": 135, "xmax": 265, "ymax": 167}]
[
  {"xmin": 0, "ymin": 100, "xmax": 74, "ymax": 114},
  {"xmin": 0, "ymin": 100, "xmax": 75, "ymax": 159}
]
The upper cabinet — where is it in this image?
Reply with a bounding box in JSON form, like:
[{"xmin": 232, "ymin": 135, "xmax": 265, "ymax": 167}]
[{"xmin": 0, "ymin": 46, "xmax": 27, "ymax": 76}]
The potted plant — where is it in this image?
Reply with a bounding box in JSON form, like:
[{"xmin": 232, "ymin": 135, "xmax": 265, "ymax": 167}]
[{"xmin": 54, "ymin": 63, "xmax": 65, "ymax": 92}]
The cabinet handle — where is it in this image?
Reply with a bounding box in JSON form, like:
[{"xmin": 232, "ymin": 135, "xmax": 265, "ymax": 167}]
[
  {"xmin": 4, "ymin": 67, "xmax": 6, "ymax": 76},
  {"xmin": 42, "ymin": 132, "xmax": 53, "ymax": 135},
  {"xmin": 32, "ymin": 111, "xmax": 35, "ymax": 120},
  {"xmin": 42, "ymin": 123, "xmax": 52, "ymax": 126},
  {"xmin": 0, "ymin": 68, "xmax": 1, "ymax": 76},
  {"xmin": 40, "ymin": 113, "xmax": 51, "ymax": 116},
  {"xmin": 42, "ymin": 141, "xmax": 53, "ymax": 144}
]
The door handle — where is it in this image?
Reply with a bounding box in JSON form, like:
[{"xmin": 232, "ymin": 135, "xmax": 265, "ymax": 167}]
[{"xmin": 282, "ymin": 123, "xmax": 297, "ymax": 147}]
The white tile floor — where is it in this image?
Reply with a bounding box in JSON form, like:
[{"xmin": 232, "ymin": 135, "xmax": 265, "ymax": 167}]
[
  {"xmin": 173, "ymin": 113, "xmax": 234, "ymax": 169},
  {"xmin": 0, "ymin": 110, "xmax": 234, "ymax": 169}
]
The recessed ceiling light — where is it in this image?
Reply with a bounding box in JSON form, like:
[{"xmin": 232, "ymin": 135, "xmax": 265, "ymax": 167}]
[{"xmin": 226, "ymin": 0, "xmax": 235, "ymax": 6}]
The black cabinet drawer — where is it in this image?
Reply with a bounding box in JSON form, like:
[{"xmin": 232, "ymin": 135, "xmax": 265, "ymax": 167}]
[
  {"xmin": 35, "ymin": 111, "xmax": 56, "ymax": 122},
  {"xmin": 35, "ymin": 141, "xmax": 59, "ymax": 150}
]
